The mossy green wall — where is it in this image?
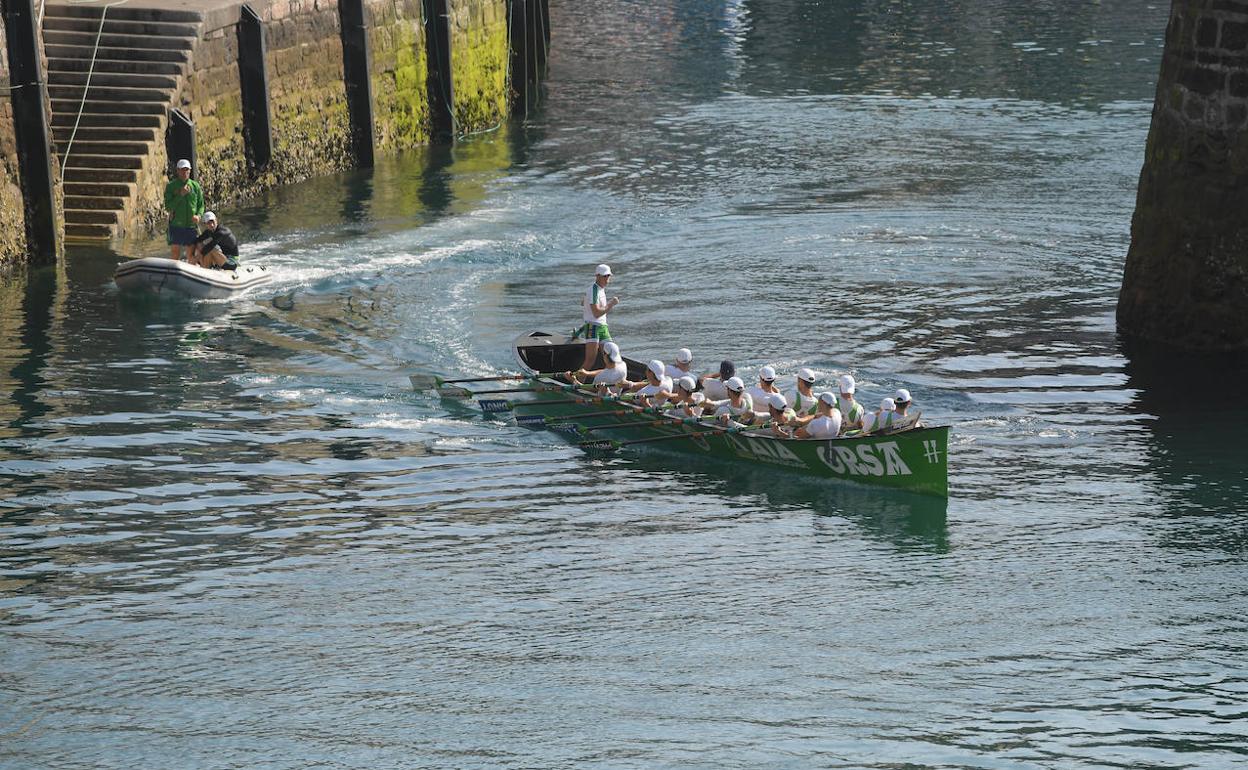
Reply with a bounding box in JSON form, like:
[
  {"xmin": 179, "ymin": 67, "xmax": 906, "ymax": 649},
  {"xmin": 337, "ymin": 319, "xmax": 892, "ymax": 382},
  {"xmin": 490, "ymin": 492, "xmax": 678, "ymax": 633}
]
[{"xmin": 0, "ymin": 27, "xmax": 27, "ymax": 266}]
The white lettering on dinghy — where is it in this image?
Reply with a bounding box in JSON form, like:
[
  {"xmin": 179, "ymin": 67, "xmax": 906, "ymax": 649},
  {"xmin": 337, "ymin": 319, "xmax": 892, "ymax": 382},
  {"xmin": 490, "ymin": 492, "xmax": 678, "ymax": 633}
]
[
  {"xmin": 816, "ymin": 441, "xmax": 913, "ymax": 477},
  {"xmin": 723, "ymin": 434, "xmax": 807, "ymax": 468}
]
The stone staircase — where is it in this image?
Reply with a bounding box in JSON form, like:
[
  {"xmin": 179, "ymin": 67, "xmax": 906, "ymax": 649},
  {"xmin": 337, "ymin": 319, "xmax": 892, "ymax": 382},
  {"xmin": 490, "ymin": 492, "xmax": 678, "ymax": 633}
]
[{"xmin": 42, "ymin": 3, "xmax": 203, "ymax": 240}]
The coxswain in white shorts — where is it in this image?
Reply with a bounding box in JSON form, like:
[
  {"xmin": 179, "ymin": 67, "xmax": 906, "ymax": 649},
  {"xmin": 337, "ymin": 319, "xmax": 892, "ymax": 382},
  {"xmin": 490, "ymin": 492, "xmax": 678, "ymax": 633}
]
[
  {"xmin": 835, "ymin": 374, "xmax": 866, "ymax": 431},
  {"xmin": 786, "ymin": 368, "xmax": 819, "ymax": 417},
  {"xmin": 745, "ymin": 366, "xmax": 782, "ymax": 419},
  {"xmin": 577, "ymin": 264, "xmax": 619, "ymax": 370},
  {"xmin": 795, "ymin": 391, "xmax": 844, "ymax": 439}
]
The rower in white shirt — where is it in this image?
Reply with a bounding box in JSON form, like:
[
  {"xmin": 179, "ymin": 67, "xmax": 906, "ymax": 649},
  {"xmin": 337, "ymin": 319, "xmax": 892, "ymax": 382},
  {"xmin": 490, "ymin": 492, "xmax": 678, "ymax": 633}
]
[
  {"xmin": 835, "ymin": 374, "xmax": 866, "ymax": 430},
  {"xmin": 861, "ymin": 398, "xmax": 898, "ymax": 435},
  {"xmin": 664, "ymin": 378, "xmax": 706, "ymax": 418},
  {"xmin": 786, "ymin": 368, "xmax": 819, "ymax": 417},
  {"xmin": 700, "ymin": 360, "xmax": 735, "ymax": 401},
  {"xmin": 627, "ymin": 359, "xmax": 674, "ymax": 406},
  {"xmin": 894, "ymin": 389, "xmax": 914, "ymax": 419},
  {"xmin": 794, "ymin": 391, "xmax": 844, "ymax": 439},
  {"xmin": 667, "ymin": 348, "xmax": 694, "ymax": 380},
  {"xmin": 707, "ymin": 376, "xmax": 757, "ymax": 427},
  {"xmin": 567, "ymin": 340, "xmax": 627, "ymax": 393},
  {"xmin": 744, "ymin": 366, "xmax": 782, "ymax": 418},
  {"xmin": 759, "ymin": 392, "xmax": 800, "ymax": 437}
]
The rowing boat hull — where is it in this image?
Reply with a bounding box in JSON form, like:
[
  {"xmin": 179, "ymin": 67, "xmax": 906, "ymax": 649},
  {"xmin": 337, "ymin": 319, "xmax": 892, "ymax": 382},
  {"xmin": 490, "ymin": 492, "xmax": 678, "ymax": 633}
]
[
  {"xmin": 510, "ymin": 331, "xmax": 950, "ymax": 497},
  {"xmin": 114, "ymin": 257, "xmax": 272, "ymax": 299}
]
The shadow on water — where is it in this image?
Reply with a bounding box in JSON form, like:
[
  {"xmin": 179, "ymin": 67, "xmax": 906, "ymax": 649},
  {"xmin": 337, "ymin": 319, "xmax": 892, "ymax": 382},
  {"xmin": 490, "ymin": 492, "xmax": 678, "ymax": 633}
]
[
  {"xmin": 1123, "ymin": 341, "xmax": 1248, "ymax": 549},
  {"xmin": 613, "ymin": 449, "xmax": 949, "ymax": 553}
]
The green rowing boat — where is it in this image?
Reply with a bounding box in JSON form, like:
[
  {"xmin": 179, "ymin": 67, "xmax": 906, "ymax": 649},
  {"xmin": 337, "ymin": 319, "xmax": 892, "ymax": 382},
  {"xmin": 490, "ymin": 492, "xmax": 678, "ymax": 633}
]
[{"xmin": 504, "ymin": 331, "xmax": 950, "ymax": 498}]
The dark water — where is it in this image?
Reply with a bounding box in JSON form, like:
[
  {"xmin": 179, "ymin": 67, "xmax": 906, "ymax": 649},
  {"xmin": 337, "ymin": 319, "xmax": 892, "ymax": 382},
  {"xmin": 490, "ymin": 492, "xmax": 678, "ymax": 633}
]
[{"xmin": 4, "ymin": 1, "xmax": 1248, "ymax": 767}]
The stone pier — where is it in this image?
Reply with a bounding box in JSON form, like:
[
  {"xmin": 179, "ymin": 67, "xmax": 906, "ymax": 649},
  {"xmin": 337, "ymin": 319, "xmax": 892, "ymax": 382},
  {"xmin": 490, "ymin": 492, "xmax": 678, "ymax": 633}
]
[{"xmin": 1119, "ymin": 0, "xmax": 1248, "ymax": 351}]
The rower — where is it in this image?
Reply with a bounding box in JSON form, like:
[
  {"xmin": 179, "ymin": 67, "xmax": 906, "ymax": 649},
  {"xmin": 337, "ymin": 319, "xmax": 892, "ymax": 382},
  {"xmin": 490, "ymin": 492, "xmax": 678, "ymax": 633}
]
[
  {"xmin": 700, "ymin": 360, "xmax": 735, "ymax": 401},
  {"xmin": 794, "ymin": 391, "xmax": 844, "ymax": 439},
  {"xmin": 786, "ymin": 368, "xmax": 819, "ymax": 416},
  {"xmin": 663, "ymin": 375, "xmax": 700, "ymax": 411},
  {"xmin": 745, "ymin": 366, "xmax": 782, "ymax": 418},
  {"xmin": 760, "ymin": 392, "xmax": 800, "ymax": 437},
  {"xmin": 708, "ymin": 376, "xmax": 757, "ymax": 427},
  {"xmin": 835, "ymin": 374, "xmax": 866, "ymax": 431},
  {"xmin": 566, "ymin": 340, "xmax": 627, "ymax": 393},
  {"xmin": 667, "ymin": 348, "xmax": 694, "ymax": 380},
  {"xmin": 861, "ymin": 398, "xmax": 898, "ymax": 435},
  {"xmin": 628, "ymin": 359, "xmax": 674, "ymax": 406},
  {"xmin": 894, "ymin": 388, "xmax": 913, "ymax": 417},
  {"xmin": 577, "ymin": 264, "xmax": 619, "ymax": 370}
]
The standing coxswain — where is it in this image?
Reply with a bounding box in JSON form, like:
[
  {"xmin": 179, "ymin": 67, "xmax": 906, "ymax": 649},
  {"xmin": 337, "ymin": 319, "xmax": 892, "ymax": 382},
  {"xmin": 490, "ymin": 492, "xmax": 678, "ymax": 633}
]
[{"xmin": 577, "ymin": 264, "xmax": 619, "ymax": 370}]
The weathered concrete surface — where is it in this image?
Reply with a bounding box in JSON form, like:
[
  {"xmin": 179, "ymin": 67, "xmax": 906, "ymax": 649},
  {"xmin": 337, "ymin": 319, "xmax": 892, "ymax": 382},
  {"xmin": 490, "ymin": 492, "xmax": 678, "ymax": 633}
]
[
  {"xmin": 125, "ymin": 0, "xmax": 508, "ymax": 240},
  {"xmin": 1119, "ymin": 0, "xmax": 1248, "ymax": 351},
  {"xmin": 0, "ymin": 21, "xmax": 28, "ymax": 266}
]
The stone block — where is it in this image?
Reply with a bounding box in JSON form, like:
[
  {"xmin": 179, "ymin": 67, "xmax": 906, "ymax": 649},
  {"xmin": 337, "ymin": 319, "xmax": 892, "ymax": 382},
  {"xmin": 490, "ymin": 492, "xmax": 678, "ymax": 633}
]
[
  {"xmin": 1198, "ymin": 16, "xmax": 1220, "ymax": 48},
  {"xmin": 1179, "ymin": 63, "xmax": 1225, "ymax": 94},
  {"xmin": 1223, "ymin": 20, "xmax": 1248, "ymax": 50}
]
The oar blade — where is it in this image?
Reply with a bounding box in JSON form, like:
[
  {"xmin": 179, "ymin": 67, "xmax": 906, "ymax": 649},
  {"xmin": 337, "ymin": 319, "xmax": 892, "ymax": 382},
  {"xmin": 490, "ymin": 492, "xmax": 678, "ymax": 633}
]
[
  {"xmin": 437, "ymin": 385, "xmax": 474, "ymax": 399},
  {"xmin": 514, "ymin": 413, "xmax": 548, "ymax": 427},
  {"xmin": 409, "ymin": 374, "xmax": 441, "ymax": 390},
  {"xmin": 478, "ymin": 399, "xmax": 512, "ymax": 413},
  {"xmin": 578, "ymin": 439, "xmax": 620, "ymax": 452}
]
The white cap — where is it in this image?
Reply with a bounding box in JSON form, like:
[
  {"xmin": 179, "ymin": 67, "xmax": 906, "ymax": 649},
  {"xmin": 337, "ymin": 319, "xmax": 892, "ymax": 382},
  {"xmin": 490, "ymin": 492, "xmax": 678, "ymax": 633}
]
[
  {"xmin": 881, "ymin": 398, "xmax": 896, "ymax": 412},
  {"xmin": 176, "ymin": 158, "xmax": 191, "ymax": 170},
  {"xmin": 759, "ymin": 365, "xmax": 776, "ymax": 382},
  {"xmin": 725, "ymin": 376, "xmax": 745, "ymax": 392},
  {"xmin": 676, "ymin": 348, "xmax": 693, "ymax": 363},
  {"xmin": 766, "ymin": 392, "xmax": 788, "ymax": 410},
  {"xmin": 895, "ymin": 388, "xmax": 912, "ymax": 404},
  {"xmin": 690, "ymin": 392, "xmax": 706, "ymax": 405},
  {"xmin": 202, "ymin": 210, "xmax": 217, "ymax": 223},
  {"xmin": 818, "ymin": 391, "xmax": 838, "ymax": 407},
  {"xmin": 678, "ymin": 375, "xmax": 696, "ymax": 392},
  {"xmin": 797, "ymin": 367, "xmax": 816, "ymax": 383},
  {"xmin": 647, "ymin": 359, "xmax": 665, "ymax": 378},
  {"xmin": 595, "ymin": 264, "xmax": 612, "ymax": 276},
  {"xmin": 839, "ymin": 374, "xmax": 856, "ymax": 395},
  {"xmin": 603, "ymin": 341, "xmax": 622, "ymax": 362}
]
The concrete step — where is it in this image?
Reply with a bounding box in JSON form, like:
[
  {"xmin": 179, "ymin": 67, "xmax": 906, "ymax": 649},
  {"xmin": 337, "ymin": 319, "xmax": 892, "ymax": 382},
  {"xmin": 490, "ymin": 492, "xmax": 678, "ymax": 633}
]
[
  {"xmin": 59, "ymin": 154, "xmax": 144, "ymax": 170},
  {"xmin": 51, "ymin": 111, "xmax": 162, "ymax": 128},
  {"xmin": 56, "ymin": 140, "xmax": 151, "ymax": 156},
  {"xmin": 41, "ymin": 16, "xmax": 200, "ymax": 38},
  {"xmin": 65, "ymin": 181, "xmax": 136, "ymax": 198},
  {"xmin": 53, "ymin": 126, "xmax": 156, "ymax": 143},
  {"xmin": 64, "ymin": 208, "xmax": 119, "ymax": 225},
  {"xmin": 49, "ymin": 70, "xmax": 179, "ymax": 90},
  {"xmin": 65, "ymin": 194, "xmax": 127, "ymax": 212},
  {"xmin": 43, "ymin": 30, "xmax": 196, "ymax": 51},
  {"xmin": 49, "ymin": 84, "xmax": 172, "ymax": 103},
  {"xmin": 62, "ymin": 167, "xmax": 139, "ymax": 183},
  {"xmin": 52, "ymin": 98, "xmax": 167, "ymax": 116},
  {"xmin": 65, "ymin": 222, "xmax": 114, "ymax": 240},
  {"xmin": 43, "ymin": 4, "xmax": 204, "ymax": 25},
  {"xmin": 49, "ymin": 57, "xmax": 184, "ymax": 76},
  {"xmin": 45, "ymin": 44, "xmax": 189, "ymax": 64}
]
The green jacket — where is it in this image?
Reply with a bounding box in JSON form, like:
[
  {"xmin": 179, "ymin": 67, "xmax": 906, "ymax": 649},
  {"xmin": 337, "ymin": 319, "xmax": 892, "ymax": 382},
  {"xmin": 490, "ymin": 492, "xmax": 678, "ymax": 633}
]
[{"xmin": 164, "ymin": 177, "xmax": 204, "ymax": 228}]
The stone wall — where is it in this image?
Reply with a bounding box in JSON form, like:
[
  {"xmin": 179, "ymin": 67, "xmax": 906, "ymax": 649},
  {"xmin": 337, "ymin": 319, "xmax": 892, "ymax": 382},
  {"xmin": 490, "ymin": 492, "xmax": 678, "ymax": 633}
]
[
  {"xmin": 0, "ymin": 23, "xmax": 28, "ymax": 266},
  {"xmin": 130, "ymin": 0, "xmax": 508, "ymax": 235},
  {"xmin": 1119, "ymin": 0, "xmax": 1248, "ymax": 351}
]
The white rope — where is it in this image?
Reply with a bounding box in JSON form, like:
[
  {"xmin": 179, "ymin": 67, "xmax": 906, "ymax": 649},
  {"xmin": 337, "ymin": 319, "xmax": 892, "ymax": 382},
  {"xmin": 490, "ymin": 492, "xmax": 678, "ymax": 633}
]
[{"xmin": 61, "ymin": 0, "xmax": 129, "ymax": 172}]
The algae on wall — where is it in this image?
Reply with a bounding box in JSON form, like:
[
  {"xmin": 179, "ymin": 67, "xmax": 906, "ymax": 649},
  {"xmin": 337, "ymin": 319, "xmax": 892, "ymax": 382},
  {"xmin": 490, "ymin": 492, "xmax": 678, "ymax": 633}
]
[
  {"xmin": 0, "ymin": 24, "xmax": 28, "ymax": 265},
  {"xmin": 450, "ymin": 0, "xmax": 509, "ymax": 133}
]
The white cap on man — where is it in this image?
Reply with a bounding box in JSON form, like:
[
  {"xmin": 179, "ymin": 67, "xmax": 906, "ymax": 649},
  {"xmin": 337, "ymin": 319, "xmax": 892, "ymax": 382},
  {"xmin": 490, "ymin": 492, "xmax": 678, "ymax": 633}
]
[
  {"xmin": 839, "ymin": 374, "xmax": 856, "ymax": 395},
  {"xmin": 690, "ymin": 392, "xmax": 706, "ymax": 405},
  {"xmin": 595, "ymin": 264, "xmax": 612, "ymax": 276},
  {"xmin": 647, "ymin": 359, "xmax": 666, "ymax": 379},
  {"xmin": 203, "ymin": 211, "xmax": 217, "ymax": 223},
  {"xmin": 881, "ymin": 397, "xmax": 896, "ymax": 412},
  {"xmin": 766, "ymin": 392, "xmax": 788, "ymax": 411},
  {"xmin": 797, "ymin": 367, "xmax": 816, "ymax": 384},
  {"xmin": 759, "ymin": 365, "xmax": 776, "ymax": 382},
  {"xmin": 676, "ymin": 348, "xmax": 693, "ymax": 364},
  {"xmin": 725, "ymin": 376, "xmax": 745, "ymax": 392},
  {"xmin": 895, "ymin": 388, "xmax": 912, "ymax": 404},
  {"xmin": 603, "ymin": 341, "xmax": 622, "ymax": 362},
  {"xmin": 176, "ymin": 158, "xmax": 191, "ymax": 170},
  {"xmin": 818, "ymin": 391, "xmax": 838, "ymax": 407},
  {"xmin": 678, "ymin": 375, "xmax": 696, "ymax": 392}
]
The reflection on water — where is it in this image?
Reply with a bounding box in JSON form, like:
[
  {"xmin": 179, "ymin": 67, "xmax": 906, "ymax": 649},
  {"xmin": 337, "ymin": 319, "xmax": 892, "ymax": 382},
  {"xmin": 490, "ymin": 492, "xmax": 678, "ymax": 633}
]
[{"xmin": 3, "ymin": 1, "xmax": 1248, "ymax": 768}]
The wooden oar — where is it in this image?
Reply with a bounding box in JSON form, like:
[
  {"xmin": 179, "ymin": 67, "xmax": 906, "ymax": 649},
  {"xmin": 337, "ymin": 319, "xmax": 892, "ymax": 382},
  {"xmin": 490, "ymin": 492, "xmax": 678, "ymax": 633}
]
[
  {"xmin": 579, "ymin": 426, "xmax": 743, "ymax": 452},
  {"xmin": 573, "ymin": 418, "xmax": 670, "ymax": 435},
  {"xmin": 410, "ymin": 373, "xmax": 527, "ymax": 390}
]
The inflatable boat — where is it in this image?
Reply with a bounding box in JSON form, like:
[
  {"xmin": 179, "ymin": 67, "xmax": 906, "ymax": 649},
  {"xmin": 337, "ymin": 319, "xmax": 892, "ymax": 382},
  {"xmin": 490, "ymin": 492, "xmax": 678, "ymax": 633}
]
[{"xmin": 114, "ymin": 257, "xmax": 272, "ymax": 299}]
